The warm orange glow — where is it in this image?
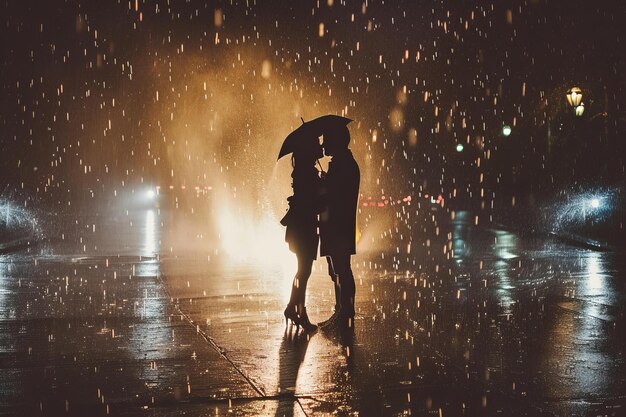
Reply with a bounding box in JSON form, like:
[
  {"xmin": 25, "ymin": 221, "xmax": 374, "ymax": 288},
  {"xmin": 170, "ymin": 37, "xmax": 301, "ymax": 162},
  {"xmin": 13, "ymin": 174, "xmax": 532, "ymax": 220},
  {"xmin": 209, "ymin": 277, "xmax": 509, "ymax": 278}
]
[{"xmin": 218, "ymin": 205, "xmax": 296, "ymax": 273}]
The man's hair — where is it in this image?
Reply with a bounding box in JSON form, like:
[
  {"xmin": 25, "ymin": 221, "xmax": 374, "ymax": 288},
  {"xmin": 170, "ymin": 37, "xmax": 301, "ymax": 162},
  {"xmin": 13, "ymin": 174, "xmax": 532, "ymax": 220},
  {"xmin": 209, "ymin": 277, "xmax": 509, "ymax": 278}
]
[{"xmin": 332, "ymin": 125, "xmax": 350, "ymax": 148}]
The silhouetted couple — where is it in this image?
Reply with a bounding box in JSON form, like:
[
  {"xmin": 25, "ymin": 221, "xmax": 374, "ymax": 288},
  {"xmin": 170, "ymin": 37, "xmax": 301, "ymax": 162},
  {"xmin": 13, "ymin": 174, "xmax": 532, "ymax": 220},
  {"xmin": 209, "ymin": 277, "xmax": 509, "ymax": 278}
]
[{"xmin": 281, "ymin": 124, "xmax": 360, "ymax": 334}]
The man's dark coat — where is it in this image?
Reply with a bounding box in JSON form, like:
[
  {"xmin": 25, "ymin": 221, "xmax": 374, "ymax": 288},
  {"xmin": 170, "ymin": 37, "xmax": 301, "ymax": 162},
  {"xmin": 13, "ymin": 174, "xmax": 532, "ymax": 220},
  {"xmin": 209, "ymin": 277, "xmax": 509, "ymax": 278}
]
[{"xmin": 320, "ymin": 149, "xmax": 360, "ymax": 256}]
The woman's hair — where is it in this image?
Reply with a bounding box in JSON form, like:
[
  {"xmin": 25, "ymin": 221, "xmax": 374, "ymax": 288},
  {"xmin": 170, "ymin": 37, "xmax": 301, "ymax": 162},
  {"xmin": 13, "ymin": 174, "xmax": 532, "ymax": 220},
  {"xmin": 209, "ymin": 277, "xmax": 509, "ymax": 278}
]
[
  {"xmin": 291, "ymin": 152, "xmax": 315, "ymax": 170},
  {"xmin": 291, "ymin": 138, "xmax": 319, "ymax": 169}
]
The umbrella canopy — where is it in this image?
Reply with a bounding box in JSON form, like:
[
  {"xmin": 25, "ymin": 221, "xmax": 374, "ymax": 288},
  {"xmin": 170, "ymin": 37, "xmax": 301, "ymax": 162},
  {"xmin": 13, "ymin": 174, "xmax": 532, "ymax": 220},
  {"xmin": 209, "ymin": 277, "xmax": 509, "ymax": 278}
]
[{"xmin": 277, "ymin": 115, "xmax": 352, "ymax": 160}]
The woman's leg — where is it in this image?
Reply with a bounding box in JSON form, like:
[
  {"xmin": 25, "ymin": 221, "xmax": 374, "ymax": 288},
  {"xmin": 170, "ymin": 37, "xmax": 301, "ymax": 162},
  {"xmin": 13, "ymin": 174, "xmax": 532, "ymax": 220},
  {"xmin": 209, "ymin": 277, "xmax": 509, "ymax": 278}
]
[
  {"xmin": 285, "ymin": 253, "xmax": 315, "ymax": 330},
  {"xmin": 289, "ymin": 253, "xmax": 313, "ymax": 309}
]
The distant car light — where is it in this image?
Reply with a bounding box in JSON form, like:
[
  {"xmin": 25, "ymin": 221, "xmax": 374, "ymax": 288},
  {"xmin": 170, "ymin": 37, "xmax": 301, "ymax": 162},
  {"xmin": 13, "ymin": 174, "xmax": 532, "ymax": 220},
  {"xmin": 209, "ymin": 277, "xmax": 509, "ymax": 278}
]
[
  {"xmin": 590, "ymin": 198, "xmax": 600, "ymax": 208},
  {"xmin": 147, "ymin": 189, "xmax": 156, "ymax": 199}
]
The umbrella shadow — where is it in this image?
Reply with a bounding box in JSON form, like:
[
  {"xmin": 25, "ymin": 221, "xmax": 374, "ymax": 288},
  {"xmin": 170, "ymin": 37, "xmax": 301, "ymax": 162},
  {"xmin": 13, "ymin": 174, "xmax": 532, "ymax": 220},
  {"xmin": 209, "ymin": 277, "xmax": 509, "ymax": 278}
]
[{"xmin": 274, "ymin": 327, "xmax": 311, "ymax": 417}]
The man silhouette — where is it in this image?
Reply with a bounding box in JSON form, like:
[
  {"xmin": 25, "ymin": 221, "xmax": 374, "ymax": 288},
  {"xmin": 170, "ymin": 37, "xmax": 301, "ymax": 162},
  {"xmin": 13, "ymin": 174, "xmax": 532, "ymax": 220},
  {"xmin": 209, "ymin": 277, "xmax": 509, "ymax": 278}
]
[{"xmin": 320, "ymin": 125, "xmax": 360, "ymax": 326}]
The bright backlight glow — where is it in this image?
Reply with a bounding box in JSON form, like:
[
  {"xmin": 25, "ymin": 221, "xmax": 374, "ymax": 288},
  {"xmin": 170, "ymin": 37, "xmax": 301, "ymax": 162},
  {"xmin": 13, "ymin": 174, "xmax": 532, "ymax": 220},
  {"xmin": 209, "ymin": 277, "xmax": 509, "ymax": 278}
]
[{"xmin": 218, "ymin": 205, "xmax": 296, "ymax": 274}]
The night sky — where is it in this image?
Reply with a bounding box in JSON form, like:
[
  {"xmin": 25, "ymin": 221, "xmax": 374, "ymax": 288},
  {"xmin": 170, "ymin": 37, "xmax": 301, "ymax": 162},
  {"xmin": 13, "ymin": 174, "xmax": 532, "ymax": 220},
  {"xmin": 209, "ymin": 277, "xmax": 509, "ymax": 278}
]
[{"xmin": 1, "ymin": 0, "xmax": 624, "ymax": 212}]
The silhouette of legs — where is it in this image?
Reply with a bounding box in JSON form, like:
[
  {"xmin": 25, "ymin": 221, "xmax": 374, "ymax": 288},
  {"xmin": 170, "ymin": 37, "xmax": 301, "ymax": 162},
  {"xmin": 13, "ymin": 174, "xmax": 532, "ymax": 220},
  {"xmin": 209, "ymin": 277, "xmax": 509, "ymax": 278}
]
[
  {"xmin": 285, "ymin": 254, "xmax": 317, "ymax": 332},
  {"xmin": 326, "ymin": 257, "xmax": 341, "ymax": 312},
  {"xmin": 288, "ymin": 254, "xmax": 313, "ymax": 307},
  {"xmin": 327, "ymin": 254, "xmax": 355, "ymax": 318}
]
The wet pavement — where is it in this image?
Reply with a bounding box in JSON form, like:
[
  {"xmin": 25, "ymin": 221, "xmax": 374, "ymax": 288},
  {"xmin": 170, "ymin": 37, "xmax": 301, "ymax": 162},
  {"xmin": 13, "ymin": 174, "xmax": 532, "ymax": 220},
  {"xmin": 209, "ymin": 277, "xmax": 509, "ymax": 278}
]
[{"xmin": 0, "ymin": 207, "xmax": 624, "ymax": 416}]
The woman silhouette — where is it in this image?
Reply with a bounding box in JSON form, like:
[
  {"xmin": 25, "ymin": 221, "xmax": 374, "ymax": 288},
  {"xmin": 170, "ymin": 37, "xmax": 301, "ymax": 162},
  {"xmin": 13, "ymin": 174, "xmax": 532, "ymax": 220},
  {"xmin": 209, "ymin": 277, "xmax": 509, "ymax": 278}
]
[{"xmin": 280, "ymin": 136, "xmax": 324, "ymax": 333}]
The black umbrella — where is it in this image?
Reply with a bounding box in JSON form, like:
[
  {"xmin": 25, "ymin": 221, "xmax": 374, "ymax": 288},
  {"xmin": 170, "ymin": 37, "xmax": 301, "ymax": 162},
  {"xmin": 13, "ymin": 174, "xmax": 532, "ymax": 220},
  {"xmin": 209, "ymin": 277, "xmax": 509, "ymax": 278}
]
[{"xmin": 277, "ymin": 115, "xmax": 352, "ymax": 160}]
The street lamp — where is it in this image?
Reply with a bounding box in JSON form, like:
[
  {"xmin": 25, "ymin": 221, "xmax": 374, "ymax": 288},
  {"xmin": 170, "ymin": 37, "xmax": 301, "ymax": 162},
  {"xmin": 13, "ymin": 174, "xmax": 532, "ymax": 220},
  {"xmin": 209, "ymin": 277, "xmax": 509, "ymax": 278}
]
[
  {"xmin": 566, "ymin": 87, "xmax": 583, "ymax": 107},
  {"xmin": 566, "ymin": 87, "xmax": 584, "ymax": 117}
]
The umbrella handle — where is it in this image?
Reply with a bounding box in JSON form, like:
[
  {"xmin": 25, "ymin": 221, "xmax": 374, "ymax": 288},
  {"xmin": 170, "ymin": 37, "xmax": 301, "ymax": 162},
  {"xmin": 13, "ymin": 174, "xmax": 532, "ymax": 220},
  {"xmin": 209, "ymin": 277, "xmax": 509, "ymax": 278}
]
[{"xmin": 316, "ymin": 159, "xmax": 325, "ymax": 174}]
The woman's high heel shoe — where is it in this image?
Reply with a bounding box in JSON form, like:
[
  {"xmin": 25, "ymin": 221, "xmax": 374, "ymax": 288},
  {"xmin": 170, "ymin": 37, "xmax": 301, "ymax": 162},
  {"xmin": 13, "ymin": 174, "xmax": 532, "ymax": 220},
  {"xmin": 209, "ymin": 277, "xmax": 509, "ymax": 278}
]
[
  {"xmin": 284, "ymin": 304, "xmax": 300, "ymax": 327},
  {"xmin": 284, "ymin": 305, "xmax": 317, "ymax": 333}
]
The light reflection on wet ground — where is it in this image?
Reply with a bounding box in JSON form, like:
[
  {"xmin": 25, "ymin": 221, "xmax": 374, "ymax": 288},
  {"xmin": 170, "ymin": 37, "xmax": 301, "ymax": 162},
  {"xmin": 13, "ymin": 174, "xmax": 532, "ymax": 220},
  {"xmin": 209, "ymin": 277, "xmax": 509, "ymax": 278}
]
[{"xmin": 0, "ymin": 207, "xmax": 624, "ymax": 416}]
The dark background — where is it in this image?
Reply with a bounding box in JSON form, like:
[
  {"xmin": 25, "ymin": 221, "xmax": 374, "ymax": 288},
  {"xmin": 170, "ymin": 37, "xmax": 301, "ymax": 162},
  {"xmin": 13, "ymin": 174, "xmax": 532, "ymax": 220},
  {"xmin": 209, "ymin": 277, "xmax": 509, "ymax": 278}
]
[{"xmin": 1, "ymin": 0, "xmax": 624, "ymax": 216}]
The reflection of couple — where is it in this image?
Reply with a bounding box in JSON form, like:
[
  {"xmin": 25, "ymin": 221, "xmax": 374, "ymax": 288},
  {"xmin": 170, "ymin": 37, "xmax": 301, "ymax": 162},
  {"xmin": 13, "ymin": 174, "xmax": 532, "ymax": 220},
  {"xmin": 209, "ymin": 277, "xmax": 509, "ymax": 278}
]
[{"xmin": 280, "ymin": 119, "xmax": 360, "ymax": 334}]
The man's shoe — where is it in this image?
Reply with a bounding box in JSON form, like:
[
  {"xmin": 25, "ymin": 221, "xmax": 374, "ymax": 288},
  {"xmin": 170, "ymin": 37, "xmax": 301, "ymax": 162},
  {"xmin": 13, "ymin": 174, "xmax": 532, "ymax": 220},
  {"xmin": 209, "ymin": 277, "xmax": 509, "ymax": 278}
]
[{"xmin": 318, "ymin": 311, "xmax": 339, "ymax": 329}]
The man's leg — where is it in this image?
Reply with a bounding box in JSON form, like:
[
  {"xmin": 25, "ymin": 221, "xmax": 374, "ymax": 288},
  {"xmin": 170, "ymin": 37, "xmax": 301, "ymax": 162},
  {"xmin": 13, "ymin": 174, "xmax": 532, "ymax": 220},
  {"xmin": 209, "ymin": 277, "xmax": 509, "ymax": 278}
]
[
  {"xmin": 332, "ymin": 254, "xmax": 355, "ymax": 318},
  {"xmin": 326, "ymin": 256, "xmax": 341, "ymax": 312}
]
